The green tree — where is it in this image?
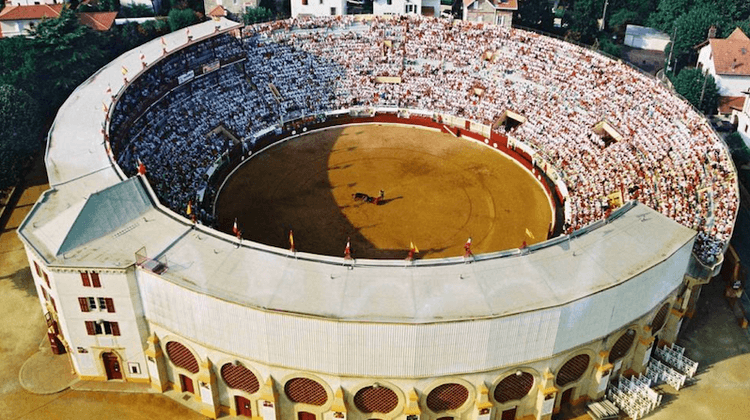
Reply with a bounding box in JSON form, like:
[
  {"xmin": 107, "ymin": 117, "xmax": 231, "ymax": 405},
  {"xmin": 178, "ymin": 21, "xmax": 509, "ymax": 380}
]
[
  {"xmin": 667, "ymin": 5, "xmax": 728, "ymax": 73},
  {"xmin": 168, "ymin": 8, "xmax": 198, "ymax": 32},
  {"xmin": 243, "ymin": 7, "xmax": 273, "ymax": 25},
  {"xmin": 670, "ymin": 68, "xmax": 718, "ymax": 114},
  {"xmin": 28, "ymin": 8, "xmax": 108, "ymax": 113},
  {"xmin": 0, "ymin": 85, "xmax": 41, "ymax": 189},
  {"xmin": 647, "ymin": 0, "xmax": 694, "ymax": 32},
  {"xmin": 514, "ymin": 0, "xmax": 554, "ymax": 32},
  {"xmin": 566, "ymin": 0, "xmax": 604, "ymax": 44}
]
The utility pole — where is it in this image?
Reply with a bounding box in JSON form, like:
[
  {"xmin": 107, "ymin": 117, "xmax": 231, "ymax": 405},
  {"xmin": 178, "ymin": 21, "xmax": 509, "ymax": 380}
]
[
  {"xmin": 699, "ymin": 70, "xmax": 709, "ymax": 113},
  {"xmin": 600, "ymin": 0, "xmax": 609, "ymax": 31},
  {"xmin": 667, "ymin": 25, "xmax": 677, "ymax": 75}
]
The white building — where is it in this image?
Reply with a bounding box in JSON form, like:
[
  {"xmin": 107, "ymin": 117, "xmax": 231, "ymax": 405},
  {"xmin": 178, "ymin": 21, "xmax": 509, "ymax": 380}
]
[
  {"xmin": 462, "ymin": 0, "xmax": 516, "ymax": 27},
  {"xmin": 623, "ymin": 25, "xmax": 670, "ymax": 51},
  {"xmin": 696, "ymin": 28, "xmax": 750, "ymax": 98},
  {"xmin": 291, "ymin": 0, "xmax": 347, "ymax": 17},
  {"xmin": 372, "ymin": 0, "xmax": 440, "ymax": 17}
]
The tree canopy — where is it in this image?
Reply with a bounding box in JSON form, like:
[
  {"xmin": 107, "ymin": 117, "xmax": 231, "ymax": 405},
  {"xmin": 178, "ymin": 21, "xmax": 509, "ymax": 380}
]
[
  {"xmin": 670, "ymin": 67, "xmax": 719, "ymax": 114},
  {"xmin": 0, "ymin": 85, "xmax": 40, "ymax": 189},
  {"xmin": 514, "ymin": 0, "xmax": 554, "ymax": 32},
  {"xmin": 168, "ymin": 8, "xmax": 199, "ymax": 32}
]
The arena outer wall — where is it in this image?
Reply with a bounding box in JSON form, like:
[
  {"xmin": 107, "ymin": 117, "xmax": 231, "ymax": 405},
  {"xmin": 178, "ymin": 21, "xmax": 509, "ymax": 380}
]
[{"xmin": 16, "ymin": 17, "xmax": 729, "ymax": 420}]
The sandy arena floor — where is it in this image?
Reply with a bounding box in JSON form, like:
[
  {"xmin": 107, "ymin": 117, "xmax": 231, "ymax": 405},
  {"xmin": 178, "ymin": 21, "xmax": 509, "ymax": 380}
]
[{"xmin": 216, "ymin": 124, "xmax": 554, "ymax": 259}]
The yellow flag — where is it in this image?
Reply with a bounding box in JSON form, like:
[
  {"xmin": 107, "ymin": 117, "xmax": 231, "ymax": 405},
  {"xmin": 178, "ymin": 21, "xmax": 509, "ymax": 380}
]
[
  {"xmin": 410, "ymin": 242, "xmax": 419, "ymax": 253},
  {"xmin": 525, "ymin": 228, "xmax": 535, "ymax": 239}
]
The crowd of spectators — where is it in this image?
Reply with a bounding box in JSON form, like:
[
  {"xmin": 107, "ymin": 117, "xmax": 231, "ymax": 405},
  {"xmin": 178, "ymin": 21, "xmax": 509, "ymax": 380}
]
[{"xmin": 109, "ymin": 16, "xmax": 737, "ymax": 265}]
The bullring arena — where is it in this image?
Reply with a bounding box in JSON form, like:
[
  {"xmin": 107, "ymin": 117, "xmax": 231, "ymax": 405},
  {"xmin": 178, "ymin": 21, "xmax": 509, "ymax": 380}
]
[{"xmin": 18, "ymin": 14, "xmax": 738, "ymax": 420}]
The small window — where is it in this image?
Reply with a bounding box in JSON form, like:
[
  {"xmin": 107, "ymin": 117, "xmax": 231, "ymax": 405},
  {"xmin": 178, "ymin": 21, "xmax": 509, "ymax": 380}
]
[
  {"xmin": 319, "ymin": 0, "xmax": 323, "ymax": 4},
  {"xmin": 85, "ymin": 321, "xmax": 96, "ymax": 335},
  {"xmin": 34, "ymin": 261, "xmax": 42, "ymax": 277},
  {"xmin": 86, "ymin": 321, "xmax": 120, "ymax": 336},
  {"xmin": 79, "ymin": 297, "xmax": 90, "ymax": 312},
  {"xmin": 91, "ymin": 272, "xmax": 101, "ymax": 288},
  {"xmin": 50, "ymin": 297, "xmax": 57, "ymax": 312},
  {"xmin": 302, "ymin": 0, "xmax": 307, "ymax": 5},
  {"xmin": 104, "ymin": 297, "xmax": 115, "ymax": 313},
  {"xmin": 43, "ymin": 271, "xmax": 50, "ymax": 289},
  {"xmin": 81, "ymin": 272, "xmax": 91, "ymax": 287},
  {"xmin": 330, "ymin": 7, "xmax": 336, "ymax": 14},
  {"xmin": 387, "ymin": 0, "xmax": 392, "ymax": 4}
]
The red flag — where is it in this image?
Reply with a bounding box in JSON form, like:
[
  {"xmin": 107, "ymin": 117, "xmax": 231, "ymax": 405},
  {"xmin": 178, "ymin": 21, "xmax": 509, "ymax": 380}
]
[
  {"xmin": 105, "ymin": 85, "xmax": 112, "ymax": 95},
  {"xmin": 137, "ymin": 158, "xmax": 146, "ymax": 176},
  {"xmin": 289, "ymin": 230, "xmax": 295, "ymax": 251},
  {"xmin": 140, "ymin": 53, "xmax": 146, "ymax": 61},
  {"xmin": 344, "ymin": 237, "xmax": 352, "ymax": 259},
  {"xmin": 121, "ymin": 65, "xmax": 128, "ymax": 75},
  {"xmin": 406, "ymin": 241, "xmax": 418, "ymax": 261},
  {"xmin": 232, "ymin": 218, "xmax": 239, "ymax": 236},
  {"xmin": 464, "ymin": 237, "xmax": 472, "ymax": 257},
  {"xmin": 161, "ymin": 37, "xmax": 166, "ymax": 46}
]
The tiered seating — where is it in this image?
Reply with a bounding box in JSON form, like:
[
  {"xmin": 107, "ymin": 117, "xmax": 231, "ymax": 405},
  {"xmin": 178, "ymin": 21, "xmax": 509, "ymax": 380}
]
[{"xmin": 109, "ymin": 16, "xmax": 738, "ymax": 262}]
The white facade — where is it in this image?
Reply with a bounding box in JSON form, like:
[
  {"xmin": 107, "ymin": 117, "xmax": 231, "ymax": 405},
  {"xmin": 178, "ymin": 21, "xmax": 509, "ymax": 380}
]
[
  {"xmin": 291, "ymin": 0, "xmax": 346, "ymax": 17},
  {"xmin": 697, "ymin": 44, "xmax": 750, "ymax": 97},
  {"xmin": 732, "ymin": 93, "xmax": 750, "ymax": 146},
  {"xmin": 0, "ymin": 19, "xmax": 35, "ymax": 37},
  {"xmin": 6, "ymin": 0, "xmax": 59, "ymax": 5},
  {"xmin": 373, "ymin": 0, "xmax": 439, "ymax": 16}
]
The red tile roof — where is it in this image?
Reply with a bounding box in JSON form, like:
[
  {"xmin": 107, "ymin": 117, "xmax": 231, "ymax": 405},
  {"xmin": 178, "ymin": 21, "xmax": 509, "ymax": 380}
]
[
  {"xmin": 708, "ymin": 28, "xmax": 750, "ymax": 76},
  {"xmin": 208, "ymin": 5, "xmax": 227, "ymax": 17},
  {"xmin": 463, "ymin": 0, "xmax": 518, "ymax": 10},
  {"xmin": 0, "ymin": 4, "xmax": 64, "ymax": 21},
  {"xmin": 78, "ymin": 11, "xmax": 118, "ymax": 31},
  {"xmin": 718, "ymin": 96, "xmax": 745, "ymax": 114}
]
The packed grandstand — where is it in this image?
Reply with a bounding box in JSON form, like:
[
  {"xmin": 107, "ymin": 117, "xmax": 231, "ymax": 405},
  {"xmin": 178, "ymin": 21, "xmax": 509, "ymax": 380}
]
[{"xmin": 109, "ymin": 15, "xmax": 737, "ymax": 265}]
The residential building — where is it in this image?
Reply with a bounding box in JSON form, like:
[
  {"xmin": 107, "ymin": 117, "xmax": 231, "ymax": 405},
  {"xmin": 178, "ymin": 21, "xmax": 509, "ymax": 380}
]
[
  {"xmin": 696, "ymin": 28, "xmax": 750, "ymax": 105},
  {"xmin": 462, "ymin": 0, "xmax": 516, "ymax": 27},
  {"xmin": 0, "ymin": 4, "xmax": 117, "ymax": 37}
]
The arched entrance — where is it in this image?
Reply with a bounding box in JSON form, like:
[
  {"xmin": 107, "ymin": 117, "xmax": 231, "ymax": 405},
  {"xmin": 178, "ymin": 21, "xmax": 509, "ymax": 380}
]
[
  {"xmin": 298, "ymin": 412, "xmax": 316, "ymax": 420},
  {"xmin": 101, "ymin": 352, "xmax": 122, "ymax": 380}
]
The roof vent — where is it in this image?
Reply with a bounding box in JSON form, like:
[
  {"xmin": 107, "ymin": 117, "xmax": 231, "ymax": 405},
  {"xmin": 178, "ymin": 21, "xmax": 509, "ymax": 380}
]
[
  {"xmin": 733, "ymin": 58, "xmax": 740, "ymax": 69},
  {"xmin": 743, "ymin": 48, "xmax": 747, "ymax": 55}
]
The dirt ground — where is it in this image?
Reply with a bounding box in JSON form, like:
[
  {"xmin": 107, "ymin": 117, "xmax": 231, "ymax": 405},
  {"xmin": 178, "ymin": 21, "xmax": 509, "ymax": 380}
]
[
  {"xmin": 216, "ymin": 124, "xmax": 553, "ymax": 259},
  {"xmin": 0, "ymin": 159, "xmax": 205, "ymax": 420},
  {"xmin": 2, "ymin": 154, "xmax": 750, "ymax": 419}
]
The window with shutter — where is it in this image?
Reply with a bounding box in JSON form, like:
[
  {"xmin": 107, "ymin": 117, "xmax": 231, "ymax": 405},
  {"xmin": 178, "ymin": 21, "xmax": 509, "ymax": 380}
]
[
  {"xmin": 105, "ymin": 298, "xmax": 115, "ymax": 313},
  {"xmin": 85, "ymin": 321, "xmax": 96, "ymax": 335},
  {"xmin": 81, "ymin": 272, "xmax": 91, "ymax": 287},
  {"xmin": 91, "ymin": 272, "xmax": 101, "ymax": 288},
  {"xmin": 79, "ymin": 297, "xmax": 90, "ymax": 312},
  {"xmin": 98, "ymin": 297, "xmax": 106, "ymax": 310},
  {"xmin": 34, "ymin": 261, "xmax": 42, "ymax": 277},
  {"xmin": 43, "ymin": 272, "xmax": 50, "ymax": 288},
  {"xmin": 111, "ymin": 321, "xmax": 120, "ymax": 336},
  {"xmin": 41, "ymin": 287, "xmax": 48, "ymax": 301},
  {"xmin": 95, "ymin": 322, "xmax": 103, "ymax": 335},
  {"xmin": 50, "ymin": 297, "xmax": 56, "ymax": 312}
]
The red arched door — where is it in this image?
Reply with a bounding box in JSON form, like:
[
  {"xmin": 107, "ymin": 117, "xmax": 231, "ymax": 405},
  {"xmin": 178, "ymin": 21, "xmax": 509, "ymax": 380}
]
[
  {"xmin": 102, "ymin": 352, "xmax": 122, "ymax": 380},
  {"xmin": 236, "ymin": 395, "xmax": 252, "ymax": 417},
  {"xmin": 298, "ymin": 412, "xmax": 316, "ymax": 420}
]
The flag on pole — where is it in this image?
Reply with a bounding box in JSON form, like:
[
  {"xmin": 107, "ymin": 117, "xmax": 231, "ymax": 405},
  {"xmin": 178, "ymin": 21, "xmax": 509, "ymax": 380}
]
[
  {"xmin": 344, "ymin": 237, "xmax": 352, "ymax": 259},
  {"xmin": 525, "ymin": 227, "xmax": 535, "ymax": 239},
  {"xmin": 406, "ymin": 241, "xmax": 419, "ymax": 261},
  {"xmin": 102, "ymin": 102, "xmax": 109, "ymax": 113},
  {"xmin": 289, "ymin": 230, "xmax": 295, "ymax": 252},
  {"xmin": 186, "ymin": 200, "xmax": 196, "ymax": 223},
  {"xmin": 161, "ymin": 37, "xmax": 166, "ymax": 46},
  {"xmin": 464, "ymin": 237, "xmax": 472, "ymax": 257},
  {"xmin": 140, "ymin": 52, "xmax": 146, "ymax": 61},
  {"xmin": 121, "ymin": 66, "xmax": 128, "ymax": 75},
  {"xmin": 232, "ymin": 218, "xmax": 239, "ymax": 236},
  {"xmin": 105, "ymin": 85, "xmax": 112, "ymax": 95},
  {"xmin": 137, "ymin": 158, "xmax": 146, "ymax": 175}
]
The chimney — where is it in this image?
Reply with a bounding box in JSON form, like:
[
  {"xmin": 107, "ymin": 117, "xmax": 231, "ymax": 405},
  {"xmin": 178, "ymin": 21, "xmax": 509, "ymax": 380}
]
[
  {"xmin": 733, "ymin": 58, "xmax": 739, "ymax": 69},
  {"xmin": 708, "ymin": 25, "xmax": 717, "ymax": 39}
]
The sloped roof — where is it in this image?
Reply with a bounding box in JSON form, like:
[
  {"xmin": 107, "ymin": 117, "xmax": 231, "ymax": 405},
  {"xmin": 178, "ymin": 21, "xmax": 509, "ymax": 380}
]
[
  {"xmin": 56, "ymin": 177, "xmax": 153, "ymax": 256},
  {"xmin": 79, "ymin": 11, "xmax": 118, "ymax": 31},
  {"xmin": 0, "ymin": 4, "xmax": 64, "ymax": 21},
  {"xmin": 463, "ymin": 0, "xmax": 517, "ymax": 10},
  {"xmin": 708, "ymin": 28, "xmax": 750, "ymax": 76},
  {"xmin": 208, "ymin": 5, "xmax": 227, "ymax": 18},
  {"xmin": 718, "ymin": 95, "xmax": 744, "ymax": 114}
]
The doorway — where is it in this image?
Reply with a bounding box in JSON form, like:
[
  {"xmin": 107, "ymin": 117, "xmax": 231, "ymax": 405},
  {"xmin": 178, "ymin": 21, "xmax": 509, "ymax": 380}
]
[
  {"xmin": 560, "ymin": 387, "xmax": 574, "ymax": 407},
  {"xmin": 180, "ymin": 373, "xmax": 195, "ymax": 394},
  {"xmin": 102, "ymin": 352, "xmax": 122, "ymax": 380},
  {"xmin": 298, "ymin": 412, "xmax": 316, "ymax": 420},
  {"xmin": 236, "ymin": 395, "xmax": 252, "ymax": 417},
  {"xmin": 501, "ymin": 407, "xmax": 517, "ymax": 420}
]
